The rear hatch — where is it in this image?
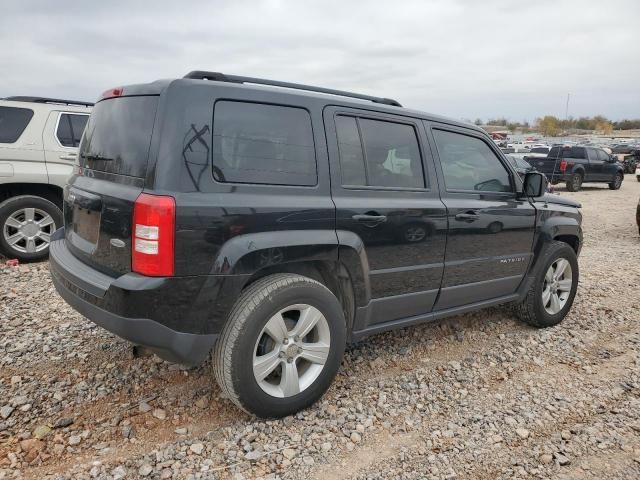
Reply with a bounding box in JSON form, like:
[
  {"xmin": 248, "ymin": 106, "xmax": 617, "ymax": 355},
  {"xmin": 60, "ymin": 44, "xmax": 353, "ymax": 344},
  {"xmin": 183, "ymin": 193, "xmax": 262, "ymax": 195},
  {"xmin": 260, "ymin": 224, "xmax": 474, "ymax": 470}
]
[
  {"xmin": 532, "ymin": 146, "xmax": 584, "ymax": 178},
  {"xmin": 64, "ymin": 94, "xmax": 159, "ymax": 276}
]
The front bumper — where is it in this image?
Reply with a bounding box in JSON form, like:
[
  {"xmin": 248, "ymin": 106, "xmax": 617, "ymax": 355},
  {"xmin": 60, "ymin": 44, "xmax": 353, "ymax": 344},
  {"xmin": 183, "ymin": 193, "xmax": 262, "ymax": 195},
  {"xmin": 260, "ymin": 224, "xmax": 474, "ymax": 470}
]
[{"xmin": 49, "ymin": 230, "xmax": 219, "ymax": 365}]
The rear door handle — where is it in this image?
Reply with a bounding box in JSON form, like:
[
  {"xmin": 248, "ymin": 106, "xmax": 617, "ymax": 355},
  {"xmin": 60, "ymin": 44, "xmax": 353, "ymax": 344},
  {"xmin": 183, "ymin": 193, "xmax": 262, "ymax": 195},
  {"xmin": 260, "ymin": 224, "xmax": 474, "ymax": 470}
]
[
  {"xmin": 352, "ymin": 214, "xmax": 387, "ymax": 224},
  {"xmin": 59, "ymin": 154, "xmax": 77, "ymax": 161},
  {"xmin": 455, "ymin": 211, "xmax": 480, "ymax": 221}
]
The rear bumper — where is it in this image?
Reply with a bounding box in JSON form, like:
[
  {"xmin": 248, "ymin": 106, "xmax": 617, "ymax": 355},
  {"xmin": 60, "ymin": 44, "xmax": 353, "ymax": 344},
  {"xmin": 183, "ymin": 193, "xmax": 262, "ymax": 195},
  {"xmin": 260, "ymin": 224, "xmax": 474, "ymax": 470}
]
[{"xmin": 49, "ymin": 229, "xmax": 219, "ymax": 365}]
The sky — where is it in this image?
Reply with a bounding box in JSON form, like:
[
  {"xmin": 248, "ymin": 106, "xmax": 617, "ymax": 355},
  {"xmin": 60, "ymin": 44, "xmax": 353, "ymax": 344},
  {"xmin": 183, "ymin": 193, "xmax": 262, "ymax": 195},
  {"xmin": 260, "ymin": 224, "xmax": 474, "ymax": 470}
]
[{"xmin": 1, "ymin": 0, "xmax": 639, "ymax": 123}]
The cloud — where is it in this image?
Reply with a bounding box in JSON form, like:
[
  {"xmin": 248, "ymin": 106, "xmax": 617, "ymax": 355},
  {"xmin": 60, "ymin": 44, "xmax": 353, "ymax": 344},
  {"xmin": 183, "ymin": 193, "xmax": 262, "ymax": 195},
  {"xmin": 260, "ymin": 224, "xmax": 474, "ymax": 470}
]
[{"xmin": 1, "ymin": 0, "xmax": 638, "ymax": 120}]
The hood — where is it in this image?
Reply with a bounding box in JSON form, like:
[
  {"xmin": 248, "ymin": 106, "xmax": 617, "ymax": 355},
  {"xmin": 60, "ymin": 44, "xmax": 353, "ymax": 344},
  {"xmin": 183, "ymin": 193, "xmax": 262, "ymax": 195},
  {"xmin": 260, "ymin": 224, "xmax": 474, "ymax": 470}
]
[{"xmin": 536, "ymin": 194, "xmax": 581, "ymax": 208}]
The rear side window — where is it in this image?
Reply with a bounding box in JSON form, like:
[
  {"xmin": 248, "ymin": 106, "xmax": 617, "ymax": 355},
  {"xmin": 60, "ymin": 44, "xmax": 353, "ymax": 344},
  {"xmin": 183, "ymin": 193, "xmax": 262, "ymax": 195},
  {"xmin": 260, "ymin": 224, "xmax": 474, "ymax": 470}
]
[
  {"xmin": 549, "ymin": 146, "xmax": 586, "ymax": 159},
  {"xmin": 433, "ymin": 129, "xmax": 512, "ymax": 193},
  {"xmin": 0, "ymin": 106, "xmax": 34, "ymax": 143},
  {"xmin": 212, "ymin": 101, "xmax": 316, "ymax": 186},
  {"xmin": 80, "ymin": 96, "xmax": 158, "ymax": 177},
  {"xmin": 56, "ymin": 113, "xmax": 89, "ymax": 147},
  {"xmin": 335, "ymin": 115, "xmax": 425, "ymax": 189}
]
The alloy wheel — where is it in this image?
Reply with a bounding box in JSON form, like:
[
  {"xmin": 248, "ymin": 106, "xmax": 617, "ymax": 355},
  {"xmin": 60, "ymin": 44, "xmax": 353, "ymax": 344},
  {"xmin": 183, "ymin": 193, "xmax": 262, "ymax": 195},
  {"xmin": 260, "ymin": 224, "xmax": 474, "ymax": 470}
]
[
  {"xmin": 542, "ymin": 258, "xmax": 572, "ymax": 315},
  {"xmin": 2, "ymin": 208, "xmax": 56, "ymax": 254}
]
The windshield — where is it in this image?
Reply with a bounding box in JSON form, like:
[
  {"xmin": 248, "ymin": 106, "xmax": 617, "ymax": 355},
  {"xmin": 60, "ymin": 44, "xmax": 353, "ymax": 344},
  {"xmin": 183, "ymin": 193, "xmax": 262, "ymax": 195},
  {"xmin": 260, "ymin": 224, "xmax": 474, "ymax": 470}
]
[{"xmin": 79, "ymin": 96, "xmax": 158, "ymax": 177}]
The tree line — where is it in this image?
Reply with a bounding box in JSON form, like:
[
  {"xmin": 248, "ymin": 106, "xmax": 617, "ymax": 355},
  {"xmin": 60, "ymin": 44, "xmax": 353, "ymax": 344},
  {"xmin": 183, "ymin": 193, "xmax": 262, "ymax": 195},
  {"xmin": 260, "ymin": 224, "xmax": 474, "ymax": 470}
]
[{"xmin": 475, "ymin": 116, "xmax": 640, "ymax": 137}]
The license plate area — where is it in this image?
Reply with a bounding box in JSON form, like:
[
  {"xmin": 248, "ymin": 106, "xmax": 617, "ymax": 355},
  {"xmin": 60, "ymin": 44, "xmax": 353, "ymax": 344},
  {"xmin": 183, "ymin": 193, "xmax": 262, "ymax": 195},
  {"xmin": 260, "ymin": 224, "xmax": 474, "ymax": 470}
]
[{"xmin": 72, "ymin": 205, "xmax": 101, "ymax": 245}]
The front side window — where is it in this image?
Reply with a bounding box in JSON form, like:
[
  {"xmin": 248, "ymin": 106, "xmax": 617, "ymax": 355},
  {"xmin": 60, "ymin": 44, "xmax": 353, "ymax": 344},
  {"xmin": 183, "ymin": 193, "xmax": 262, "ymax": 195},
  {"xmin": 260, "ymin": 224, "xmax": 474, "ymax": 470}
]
[
  {"xmin": 0, "ymin": 106, "xmax": 34, "ymax": 143},
  {"xmin": 335, "ymin": 115, "xmax": 425, "ymax": 189},
  {"xmin": 433, "ymin": 129, "xmax": 512, "ymax": 193},
  {"xmin": 57, "ymin": 113, "xmax": 89, "ymax": 147},
  {"xmin": 597, "ymin": 150, "xmax": 610, "ymax": 162},
  {"xmin": 212, "ymin": 101, "xmax": 316, "ymax": 186}
]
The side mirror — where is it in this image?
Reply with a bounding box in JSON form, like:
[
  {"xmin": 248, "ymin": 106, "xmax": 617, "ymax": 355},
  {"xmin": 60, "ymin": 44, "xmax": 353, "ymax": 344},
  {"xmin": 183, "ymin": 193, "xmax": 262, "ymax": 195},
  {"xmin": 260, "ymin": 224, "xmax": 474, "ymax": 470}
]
[{"xmin": 522, "ymin": 172, "xmax": 547, "ymax": 197}]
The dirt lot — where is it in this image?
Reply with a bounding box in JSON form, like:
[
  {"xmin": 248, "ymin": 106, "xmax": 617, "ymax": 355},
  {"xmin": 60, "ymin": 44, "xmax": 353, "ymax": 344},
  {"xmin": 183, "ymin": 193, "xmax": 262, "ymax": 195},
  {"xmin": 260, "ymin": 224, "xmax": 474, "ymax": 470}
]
[{"xmin": 1, "ymin": 179, "xmax": 639, "ymax": 480}]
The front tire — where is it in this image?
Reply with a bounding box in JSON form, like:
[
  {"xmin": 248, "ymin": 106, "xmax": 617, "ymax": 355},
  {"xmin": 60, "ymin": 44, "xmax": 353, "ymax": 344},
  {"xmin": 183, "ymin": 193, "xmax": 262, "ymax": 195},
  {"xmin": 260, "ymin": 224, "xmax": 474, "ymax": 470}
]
[
  {"xmin": 0, "ymin": 195, "xmax": 61, "ymax": 262},
  {"xmin": 213, "ymin": 274, "xmax": 346, "ymax": 418},
  {"xmin": 608, "ymin": 173, "xmax": 623, "ymax": 190},
  {"xmin": 565, "ymin": 173, "xmax": 583, "ymax": 192},
  {"xmin": 514, "ymin": 241, "xmax": 579, "ymax": 328}
]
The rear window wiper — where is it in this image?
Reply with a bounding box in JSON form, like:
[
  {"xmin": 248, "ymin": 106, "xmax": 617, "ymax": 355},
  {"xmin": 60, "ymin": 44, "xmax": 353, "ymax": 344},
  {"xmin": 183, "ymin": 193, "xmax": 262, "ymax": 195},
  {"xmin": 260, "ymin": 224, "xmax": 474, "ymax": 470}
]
[{"xmin": 81, "ymin": 153, "xmax": 114, "ymax": 162}]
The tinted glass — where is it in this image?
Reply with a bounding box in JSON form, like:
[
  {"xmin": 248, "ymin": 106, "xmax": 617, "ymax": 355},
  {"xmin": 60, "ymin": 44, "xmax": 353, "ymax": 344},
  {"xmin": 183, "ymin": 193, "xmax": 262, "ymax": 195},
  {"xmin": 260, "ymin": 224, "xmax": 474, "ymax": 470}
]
[
  {"xmin": 358, "ymin": 118, "xmax": 424, "ymax": 188},
  {"xmin": 212, "ymin": 101, "xmax": 316, "ymax": 186},
  {"xmin": 433, "ymin": 129, "xmax": 511, "ymax": 192},
  {"xmin": 0, "ymin": 106, "xmax": 34, "ymax": 143},
  {"xmin": 335, "ymin": 116, "xmax": 366, "ymax": 185},
  {"xmin": 597, "ymin": 149, "xmax": 610, "ymax": 161},
  {"xmin": 56, "ymin": 115, "xmax": 74, "ymax": 147},
  {"xmin": 548, "ymin": 146, "xmax": 586, "ymax": 159},
  {"xmin": 80, "ymin": 96, "xmax": 158, "ymax": 177},
  {"xmin": 530, "ymin": 147, "xmax": 549, "ymax": 154},
  {"xmin": 69, "ymin": 114, "xmax": 88, "ymax": 146}
]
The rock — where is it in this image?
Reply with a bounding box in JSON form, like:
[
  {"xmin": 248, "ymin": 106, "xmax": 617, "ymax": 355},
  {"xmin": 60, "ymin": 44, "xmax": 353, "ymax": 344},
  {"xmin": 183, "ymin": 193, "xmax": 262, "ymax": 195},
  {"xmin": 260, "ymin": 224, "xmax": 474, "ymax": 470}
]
[
  {"xmin": 0, "ymin": 406, "xmax": 14, "ymax": 420},
  {"xmin": 138, "ymin": 402, "xmax": 152, "ymax": 413},
  {"xmin": 540, "ymin": 454, "xmax": 553, "ymax": 464},
  {"xmin": 189, "ymin": 443, "xmax": 204, "ymax": 455},
  {"xmin": 350, "ymin": 432, "xmax": 362, "ymax": 443},
  {"xmin": 245, "ymin": 450, "xmax": 262, "ymax": 461},
  {"xmin": 555, "ymin": 453, "xmax": 571, "ymax": 466},
  {"xmin": 303, "ymin": 455, "xmax": 315, "ymax": 465},
  {"xmin": 68, "ymin": 435, "xmax": 82, "ymax": 446},
  {"xmin": 10, "ymin": 376, "xmax": 21, "ymax": 385},
  {"xmin": 321, "ymin": 442, "xmax": 332, "ymax": 452},
  {"xmin": 20, "ymin": 439, "xmax": 44, "ymax": 452},
  {"xmin": 515, "ymin": 428, "xmax": 530, "ymax": 439},
  {"xmin": 33, "ymin": 425, "xmax": 52, "ymax": 439},
  {"xmin": 53, "ymin": 417, "xmax": 74, "ymax": 429},
  {"xmin": 448, "ymin": 361, "xmax": 462, "ymax": 371},
  {"xmin": 152, "ymin": 408, "xmax": 167, "ymax": 420},
  {"xmin": 282, "ymin": 448, "xmax": 297, "ymax": 460},
  {"xmin": 138, "ymin": 464, "xmax": 153, "ymax": 477},
  {"xmin": 174, "ymin": 427, "xmax": 187, "ymax": 435},
  {"xmin": 111, "ymin": 465, "xmax": 127, "ymax": 479},
  {"xmin": 122, "ymin": 425, "xmax": 136, "ymax": 439}
]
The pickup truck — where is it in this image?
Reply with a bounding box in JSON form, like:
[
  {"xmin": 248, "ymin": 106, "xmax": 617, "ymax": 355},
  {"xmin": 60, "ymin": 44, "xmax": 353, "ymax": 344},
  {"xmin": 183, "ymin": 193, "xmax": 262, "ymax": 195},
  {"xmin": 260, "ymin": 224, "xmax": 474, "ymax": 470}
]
[{"xmin": 529, "ymin": 145, "xmax": 624, "ymax": 191}]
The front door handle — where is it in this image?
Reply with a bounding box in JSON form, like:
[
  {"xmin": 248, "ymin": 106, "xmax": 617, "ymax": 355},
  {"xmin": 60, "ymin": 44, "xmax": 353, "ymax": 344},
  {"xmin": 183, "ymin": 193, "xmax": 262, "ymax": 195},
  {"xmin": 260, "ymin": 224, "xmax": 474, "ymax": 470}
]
[
  {"xmin": 455, "ymin": 211, "xmax": 480, "ymax": 221},
  {"xmin": 59, "ymin": 154, "xmax": 77, "ymax": 161}
]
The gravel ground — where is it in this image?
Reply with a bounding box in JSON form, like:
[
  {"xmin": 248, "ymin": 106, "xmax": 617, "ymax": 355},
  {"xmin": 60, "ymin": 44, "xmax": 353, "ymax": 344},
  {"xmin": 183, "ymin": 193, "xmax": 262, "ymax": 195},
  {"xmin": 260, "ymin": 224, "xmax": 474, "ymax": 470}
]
[{"xmin": 1, "ymin": 179, "xmax": 639, "ymax": 480}]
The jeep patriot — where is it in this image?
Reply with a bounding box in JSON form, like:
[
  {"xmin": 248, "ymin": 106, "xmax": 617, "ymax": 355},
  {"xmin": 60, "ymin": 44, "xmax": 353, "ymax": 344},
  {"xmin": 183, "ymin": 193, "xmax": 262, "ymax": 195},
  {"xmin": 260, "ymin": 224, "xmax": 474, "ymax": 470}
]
[{"xmin": 50, "ymin": 71, "xmax": 582, "ymax": 417}]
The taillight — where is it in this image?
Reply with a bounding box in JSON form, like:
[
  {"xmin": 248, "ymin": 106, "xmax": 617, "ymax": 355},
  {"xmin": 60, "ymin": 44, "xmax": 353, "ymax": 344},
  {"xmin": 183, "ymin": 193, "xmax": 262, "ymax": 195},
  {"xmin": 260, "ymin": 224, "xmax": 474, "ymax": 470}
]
[
  {"xmin": 559, "ymin": 160, "xmax": 568, "ymax": 172},
  {"xmin": 132, "ymin": 193, "xmax": 175, "ymax": 277}
]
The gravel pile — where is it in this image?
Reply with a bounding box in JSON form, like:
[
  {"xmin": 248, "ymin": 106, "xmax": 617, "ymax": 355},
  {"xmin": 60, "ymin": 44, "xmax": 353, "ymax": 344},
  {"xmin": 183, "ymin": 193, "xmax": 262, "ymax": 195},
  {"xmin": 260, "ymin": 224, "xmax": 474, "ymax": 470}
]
[{"xmin": 1, "ymin": 180, "xmax": 639, "ymax": 480}]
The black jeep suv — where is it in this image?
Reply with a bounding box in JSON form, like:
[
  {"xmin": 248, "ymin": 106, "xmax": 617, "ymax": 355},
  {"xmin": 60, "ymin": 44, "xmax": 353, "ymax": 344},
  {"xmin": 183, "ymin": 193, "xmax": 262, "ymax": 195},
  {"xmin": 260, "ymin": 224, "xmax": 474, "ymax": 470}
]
[{"xmin": 50, "ymin": 72, "xmax": 583, "ymax": 417}]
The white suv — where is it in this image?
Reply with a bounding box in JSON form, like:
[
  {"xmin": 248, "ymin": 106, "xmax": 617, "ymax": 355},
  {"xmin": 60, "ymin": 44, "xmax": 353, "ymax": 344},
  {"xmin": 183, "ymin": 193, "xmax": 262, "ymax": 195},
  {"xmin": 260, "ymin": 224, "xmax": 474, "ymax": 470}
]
[{"xmin": 0, "ymin": 96, "xmax": 92, "ymax": 261}]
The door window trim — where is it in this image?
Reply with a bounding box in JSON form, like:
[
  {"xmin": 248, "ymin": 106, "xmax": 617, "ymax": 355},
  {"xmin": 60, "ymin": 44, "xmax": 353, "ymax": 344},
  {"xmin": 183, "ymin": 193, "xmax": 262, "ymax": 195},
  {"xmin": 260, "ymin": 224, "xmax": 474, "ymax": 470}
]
[
  {"xmin": 54, "ymin": 112, "xmax": 90, "ymax": 149},
  {"xmin": 429, "ymin": 124, "xmax": 516, "ymax": 196},
  {"xmin": 332, "ymin": 110, "xmax": 430, "ymax": 192}
]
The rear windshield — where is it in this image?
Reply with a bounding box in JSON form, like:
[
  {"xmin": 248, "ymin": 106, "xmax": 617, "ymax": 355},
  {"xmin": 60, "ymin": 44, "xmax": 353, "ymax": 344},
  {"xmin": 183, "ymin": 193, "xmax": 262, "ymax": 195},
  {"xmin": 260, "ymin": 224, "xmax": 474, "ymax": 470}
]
[
  {"xmin": 548, "ymin": 146, "xmax": 585, "ymax": 159},
  {"xmin": 529, "ymin": 147, "xmax": 549, "ymax": 154},
  {"xmin": 79, "ymin": 96, "xmax": 158, "ymax": 177},
  {"xmin": 0, "ymin": 106, "xmax": 34, "ymax": 143}
]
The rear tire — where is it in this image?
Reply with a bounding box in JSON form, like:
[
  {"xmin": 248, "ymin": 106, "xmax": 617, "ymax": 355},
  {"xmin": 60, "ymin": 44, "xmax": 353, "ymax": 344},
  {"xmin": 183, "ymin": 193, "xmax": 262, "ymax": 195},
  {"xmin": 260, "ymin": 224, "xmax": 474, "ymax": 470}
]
[
  {"xmin": 608, "ymin": 173, "xmax": 623, "ymax": 190},
  {"xmin": 212, "ymin": 273, "xmax": 346, "ymax": 418},
  {"xmin": 0, "ymin": 195, "xmax": 62, "ymax": 262},
  {"xmin": 636, "ymin": 176, "xmax": 640, "ymax": 183},
  {"xmin": 514, "ymin": 241, "xmax": 579, "ymax": 328},
  {"xmin": 565, "ymin": 173, "xmax": 582, "ymax": 192}
]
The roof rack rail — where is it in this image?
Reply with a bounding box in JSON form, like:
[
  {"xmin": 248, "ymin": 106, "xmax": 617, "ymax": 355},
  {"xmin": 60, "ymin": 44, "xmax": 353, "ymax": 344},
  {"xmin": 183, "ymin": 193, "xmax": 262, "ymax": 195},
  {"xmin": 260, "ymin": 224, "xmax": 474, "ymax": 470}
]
[
  {"xmin": 3, "ymin": 96, "xmax": 94, "ymax": 107},
  {"xmin": 183, "ymin": 71, "xmax": 402, "ymax": 107}
]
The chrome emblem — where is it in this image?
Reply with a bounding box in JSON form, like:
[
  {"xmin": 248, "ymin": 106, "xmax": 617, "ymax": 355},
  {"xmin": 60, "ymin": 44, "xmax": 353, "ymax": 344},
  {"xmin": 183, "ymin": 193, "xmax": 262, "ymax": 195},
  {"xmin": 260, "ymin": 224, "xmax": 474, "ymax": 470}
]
[{"xmin": 110, "ymin": 238, "xmax": 125, "ymax": 248}]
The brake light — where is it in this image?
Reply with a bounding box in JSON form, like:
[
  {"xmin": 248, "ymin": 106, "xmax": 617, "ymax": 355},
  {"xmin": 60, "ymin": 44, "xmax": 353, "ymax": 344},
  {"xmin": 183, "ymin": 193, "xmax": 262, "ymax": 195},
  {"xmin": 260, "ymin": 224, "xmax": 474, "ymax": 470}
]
[
  {"xmin": 132, "ymin": 193, "xmax": 175, "ymax": 276},
  {"xmin": 100, "ymin": 87, "xmax": 123, "ymax": 100},
  {"xmin": 559, "ymin": 160, "xmax": 568, "ymax": 172}
]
